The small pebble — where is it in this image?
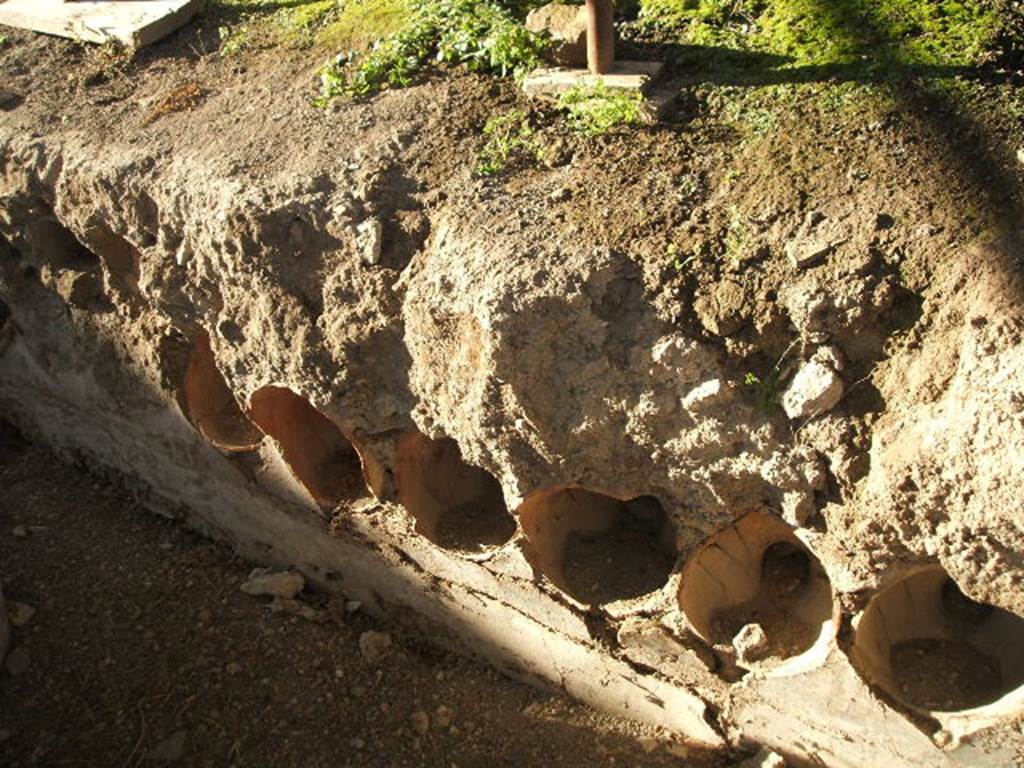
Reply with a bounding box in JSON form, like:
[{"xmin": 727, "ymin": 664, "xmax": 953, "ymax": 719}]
[
  {"xmin": 5, "ymin": 648, "xmax": 29, "ymax": 676},
  {"xmin": 411, "ymin": 709, "xmax": 430, "ymax": 735},
  {"xmin": 359, "ymin": 630, "xmax": 392, "ymax": 664},
  {"xmin": 7, "ymin": 602, "xmax": 35, "ymax": 627}
]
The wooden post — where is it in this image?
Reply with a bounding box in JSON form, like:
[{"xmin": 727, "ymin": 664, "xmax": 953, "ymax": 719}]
[{"xmin": 585, "ymin": 0, "xmax": 615, "ymax": 75}]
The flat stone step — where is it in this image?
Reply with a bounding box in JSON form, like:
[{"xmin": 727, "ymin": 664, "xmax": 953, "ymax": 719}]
[
  {"xmin": 522, "ymin": 60, "xmax": 665, "ymax": 97},
  {"xmin": 0, "ymin": 0, "xmax": 201, "ymax": 48}
]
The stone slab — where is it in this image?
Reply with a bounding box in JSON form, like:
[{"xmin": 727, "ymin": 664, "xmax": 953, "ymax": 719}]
[
  {"xmin": 0, "ymin": 0, "xmax": 201, "ymax": 48},
  {"xmin": 522, "ymin": 60, "xmax": 665, "ymax": 97}
]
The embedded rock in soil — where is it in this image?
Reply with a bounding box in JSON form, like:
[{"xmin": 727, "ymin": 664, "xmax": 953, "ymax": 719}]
[
  {"xmin": 357, "ymin": 217, "xmax": 383, "ymax": 266},
  {"xmin": 786, "ymin": 238, "xmax": 833, "ymax": 269},
  {"xmin": 782, "ymin": 357, "xmax": 844, "ymax": 420},
  {"xmin": 694, "ymin": 278, "xmax": 747, "ymax": 337},
  {"xmin": 526, "ymin": 3, "xmax": 588, "ymax": 67},
  {"xmin": 738, "ymin": 749, "xmax": 787, "ymax": 768},
  {"xmin": 733, "ymin": 623, "xmax": 770, "ymax": 665}
]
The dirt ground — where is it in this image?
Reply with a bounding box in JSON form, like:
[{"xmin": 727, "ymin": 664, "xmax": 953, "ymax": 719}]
[{"xmin": 0, "ymin": 425, "xmax": 726, "ymax": 768}]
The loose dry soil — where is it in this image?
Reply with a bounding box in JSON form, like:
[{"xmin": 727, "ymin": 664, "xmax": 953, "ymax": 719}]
[{"xmin": 0, "ymin": 424, "xmax": 724, "ymax": 768}]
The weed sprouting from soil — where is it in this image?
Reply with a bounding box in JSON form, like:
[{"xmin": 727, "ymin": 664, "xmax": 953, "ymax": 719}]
[
  {"xmin": 477, "ymin": 109, "xmax": 544, "ymax": 175},
  {"xmin": 315, "ymin": 0, "xmax": 547, "ymax": 102},
  {"xmin": 743, "ymin": 339, "xmax": 801, "ymax": 414},
  {"xmin": 744, "ymin": 370, "xmax": 785, "ymax": 413},
  {"xmin": 558, "ymin": 82, "xmax": 646, "ymax": 136}
]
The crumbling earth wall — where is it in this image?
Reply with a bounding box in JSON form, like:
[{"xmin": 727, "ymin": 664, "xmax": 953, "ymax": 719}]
[{"xmin": 2, "ymin": 84, "xmax": 1024, "ymax": 767}]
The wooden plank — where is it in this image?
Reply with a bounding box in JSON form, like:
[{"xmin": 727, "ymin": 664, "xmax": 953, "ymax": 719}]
[{"xmin": 0, "ymin": 0, "xmax": 202, "ymax": 48}]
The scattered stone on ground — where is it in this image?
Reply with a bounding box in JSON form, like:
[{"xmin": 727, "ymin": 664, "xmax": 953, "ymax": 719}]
[
  {"xmin": 411, "ymin": 709, "xmax": 431, "ymax": 735},
  {"xmin": 6, "ymin": 602, "xmax": 34, "ymax": 627},
  {"xmin": 359, "ymin": 629, "xmax": 393, "ymax": 664},
  {"xmin": 145, "ymin": 730, "xmax": 187, "ymax": 763},
  {"xmin": 4, "ymin": 647, "xmax": 29, "ymax": 676},
  {"xmin": 0, "ymin": 439, "xmax": 729, "ymax": 768},
  {"xmin": 270, "ymin": 595, "xmax": 328, "ymax": 623},
  {"xmin": 239, "ymin": 567, "xmax": 305, "ymax": 599}
]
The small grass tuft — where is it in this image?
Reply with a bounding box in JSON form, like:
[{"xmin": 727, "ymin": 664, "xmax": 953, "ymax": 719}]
[
  {"xmin": 477, "ymin": 109, "xmax": 544, "ymax": 175},
  {"xmin": 558, "ymin": 81, "xmax": 647, "ymax": 136}
]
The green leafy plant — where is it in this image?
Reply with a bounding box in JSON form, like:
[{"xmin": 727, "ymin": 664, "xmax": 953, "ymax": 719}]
[
  {"xmin": 558, "ymin": 81, "xmax": 647, "ymax": 136},
  {"xmin": 316, "ymin": 0, "xmax": 547, "ymax": 103},
  {"xmin": 723, "ymin": 167, "xmax": 743, "ymax": 184},
  {"xmin": 744, "ymin": 369, "xmax": 786, "ymax": 413},
  {"xmin": 477, "ymin": 109, "xmax": 544, "ymax": 175}
]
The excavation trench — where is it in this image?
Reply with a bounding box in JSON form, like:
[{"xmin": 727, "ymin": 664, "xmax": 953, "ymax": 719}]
[{"xmin": 3, "ymin": 98, "xmax": 1024, "ymax": 766}]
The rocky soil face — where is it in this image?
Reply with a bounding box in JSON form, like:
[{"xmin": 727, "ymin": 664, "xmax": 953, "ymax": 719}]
[{"xmin": 1, "ymin": 11, "xmax": 1024, "ymax": 768}]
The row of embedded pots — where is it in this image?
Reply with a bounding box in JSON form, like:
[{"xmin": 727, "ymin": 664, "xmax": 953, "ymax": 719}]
[{"xmin": 179, "ymin": 330, "xmax": 1024, "ymax": 729}]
